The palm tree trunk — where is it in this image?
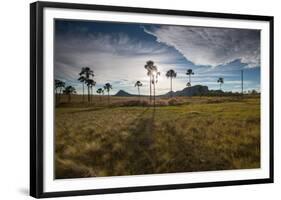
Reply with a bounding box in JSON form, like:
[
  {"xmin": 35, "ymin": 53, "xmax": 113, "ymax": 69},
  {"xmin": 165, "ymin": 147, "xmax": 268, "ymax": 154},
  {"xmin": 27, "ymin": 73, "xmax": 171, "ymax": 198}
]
[
  {"xmin": 55, "ymin": 88, "xmax": 58, "ymax": 104},
  {"xmin": 189, "ymin": 75, "xmax": 191, "ymax": 85},
  {"xmin": 241, "ymin": 70, "xmax": 243, "ymax": 95},
  {"xmin": 82, "ymin": 83, "xmax": 84, "ymax": 102},
  {"xmin": 91, "ymin": 87, "xmax": 93, "ymax": 103},
  {"xmin": 90, "ymin": 87, "xmax": 92, "ymax": 103},
  {"xmin": 87, "ymin": 86, "xmax": 90, "ymax": 102},
  {"xmin": 153, "ymin": 83, "xmax": 156, "ymax": 107},
  {"xmin": 108, "ymin": 91, "xmax": 110, "ymax": 104},
  {"xmin": 59, "ymin": 88, "xmax": 62, "ymax": 103},
  {"xmin": 170, "ymin": 77, "xmax": 172, "ymax": 98},
  {"xmin": 149, "ymin": 75, "xmax": 152, "ymax": 103},
  {"xmin": 219, "ymin": 83, "xmax": 222, "ymax": 97}
]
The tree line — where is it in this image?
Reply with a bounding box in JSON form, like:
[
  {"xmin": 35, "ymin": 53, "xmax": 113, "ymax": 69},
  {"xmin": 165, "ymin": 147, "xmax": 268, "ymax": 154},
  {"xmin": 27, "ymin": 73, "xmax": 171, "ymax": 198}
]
[{"xmin": 55, "ymin": 60, "xmax": 226, "ymax": 104}]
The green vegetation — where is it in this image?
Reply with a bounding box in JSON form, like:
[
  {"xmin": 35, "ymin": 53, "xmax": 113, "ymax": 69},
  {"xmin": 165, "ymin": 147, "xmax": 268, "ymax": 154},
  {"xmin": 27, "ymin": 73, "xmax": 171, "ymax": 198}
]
[{"xmin": 55, "ymin": 96, "xmax": 260, "ymax": 179}]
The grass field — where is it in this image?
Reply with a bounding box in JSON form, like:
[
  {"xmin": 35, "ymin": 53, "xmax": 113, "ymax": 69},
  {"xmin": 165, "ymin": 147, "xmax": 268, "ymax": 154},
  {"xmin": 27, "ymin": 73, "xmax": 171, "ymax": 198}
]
[{"xmin": 55, "ymin": 95, "xmax": 260, "ymax": 179}]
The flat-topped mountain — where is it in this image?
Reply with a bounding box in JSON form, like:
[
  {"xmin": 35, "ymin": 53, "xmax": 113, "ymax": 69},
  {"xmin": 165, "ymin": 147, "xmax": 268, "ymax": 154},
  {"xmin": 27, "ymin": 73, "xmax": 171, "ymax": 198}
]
[
  {"xmin": 166, "ymin": 85, "xmax": 209, "ymax": 97},
  {"xmin": 115, "ymin": 85, "xmax": 216, "ymax": 97}
]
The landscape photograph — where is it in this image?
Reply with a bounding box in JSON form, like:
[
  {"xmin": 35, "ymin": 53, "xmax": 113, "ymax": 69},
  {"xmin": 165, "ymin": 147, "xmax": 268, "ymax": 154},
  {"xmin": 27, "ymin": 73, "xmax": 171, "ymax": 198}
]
[{"xmin": 54, "ymin": 19, "xmax": 261, "ymax": 179}]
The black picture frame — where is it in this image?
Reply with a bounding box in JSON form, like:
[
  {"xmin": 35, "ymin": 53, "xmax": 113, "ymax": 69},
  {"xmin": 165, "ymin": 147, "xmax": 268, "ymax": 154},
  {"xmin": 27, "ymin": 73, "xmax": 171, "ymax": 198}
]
[{"xmin": 30, "ymin": 1, "xmax": 274, "ymax": 198}]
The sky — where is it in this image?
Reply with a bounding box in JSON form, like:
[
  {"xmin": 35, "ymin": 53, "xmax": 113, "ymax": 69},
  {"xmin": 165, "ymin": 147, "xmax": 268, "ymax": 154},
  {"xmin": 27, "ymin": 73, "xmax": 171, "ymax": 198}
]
[{"xmin": 54, "ymin": 20, "xmax": 261, "ymax": 95}]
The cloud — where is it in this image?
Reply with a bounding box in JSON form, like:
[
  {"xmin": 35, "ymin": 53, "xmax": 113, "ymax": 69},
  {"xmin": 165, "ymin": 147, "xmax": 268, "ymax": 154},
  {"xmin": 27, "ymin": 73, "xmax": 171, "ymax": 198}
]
[
  {"xmin": 55, "ymin": 22, "xmax": 260, "ymax": 94},
  {"xmin": 54, "ymin": 30, "xmax": 183, "ymax": 94},
  {"xmin": 143, "ymin": 26, "xmax": 260, "ymax": 68}
]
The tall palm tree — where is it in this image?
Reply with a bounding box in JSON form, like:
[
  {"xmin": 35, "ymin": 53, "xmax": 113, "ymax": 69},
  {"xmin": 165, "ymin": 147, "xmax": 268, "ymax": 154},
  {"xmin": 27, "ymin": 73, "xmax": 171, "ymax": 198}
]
[
  {"xmin": 79, "ymin": 67, "xmax": 94, "ymax": 102},
  {"xmin": 104, "ymin": 83, "xmax": 112, "ymax": 104},
  {"xmin": 166, "ymin": 69, "xmax": 177, "ymax": 98},
  {"xmin": 63, "ymin": 85, "xmax": 76, "ymax": 103},
  {"xmin": 85, "ymin": 79, "xmax": 96, "ymax": 103},
  {"xmin": 217, "ymin": 77, "xmax": 224, "ymax": 90},
  {"xmin": 144, "ymin": 60, "xmax": 155, "ymax": 103},
  {"xmin": 241, "ymin": 69, "xmax": 244, "ymax": 95},
  {"xmin": 55, "ymin": 79, "xmax": 65, "ymax": 103},
  {"xmin": 96, "ymin": 88, "xmax": 104, "ymax": 101},
  {"xmin": 134, "ymin": 81, "xmax": 143, "ymax": 99},
  {"xmin": 78, "ymin": 76, "xmax": 86, "ymax": 102},
  {"xmin": 151, "ymin": 65, "xmax": 160, "ymax": 107},
  {"xmin": 186, "ymin": 69, "xmax": 194, "ymax": 87}
]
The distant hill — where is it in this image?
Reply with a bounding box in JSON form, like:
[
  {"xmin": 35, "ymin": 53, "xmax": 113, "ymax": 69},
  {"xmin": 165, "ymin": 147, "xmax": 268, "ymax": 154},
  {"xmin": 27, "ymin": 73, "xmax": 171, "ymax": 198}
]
[
  {"xmin": 115, "ymin": 90, "xmax": 133, "ymax": 97},
  {"xmin": 115, "ymin": 85, "xmax": 226, "ymax": 97},
  {"xmin": 163, "ymin": 85, "xmax": 209, "ymax": 97}
]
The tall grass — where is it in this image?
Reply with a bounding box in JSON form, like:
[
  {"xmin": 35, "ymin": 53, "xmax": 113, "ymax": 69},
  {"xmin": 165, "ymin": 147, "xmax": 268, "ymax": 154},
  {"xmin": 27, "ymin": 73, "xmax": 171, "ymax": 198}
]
[{"xmin": 55, "ymin": 96, "xmax": 260, "ymax": 179}]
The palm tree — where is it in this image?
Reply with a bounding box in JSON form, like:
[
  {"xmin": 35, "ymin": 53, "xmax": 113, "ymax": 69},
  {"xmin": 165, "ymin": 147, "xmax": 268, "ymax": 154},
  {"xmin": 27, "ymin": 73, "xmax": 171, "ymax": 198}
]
[
  {"xmin": 96, "ymin": 88, "xmax": 104, "ymax": 101},
  {"xmin": 144, "ymin": 60, "xmax": 155, "ymax": 103},
  {"xmin": 151, "ymin": 65, "xmax": 160, "ymax": 107},
  {"xmin": 186, "ymin": 69, "xmax": 194, "ymax": 87},
  {"xmin": 217, "ymin": 77, "xmax": 224, "ymax": 90},
  {"xmin": 241, "ymin": 69, "xmax": 244, "ymax": 95},
  {"xmin": 79, "ymin": 67, "xmax": 94, "ymax": 102},
  {"xmin": 85, "ymin": 79, "xmax": 96, "ymax": 103},
  {"xmin": 55, "ymin": 79, "xmax": 65, "ymax": 103},
  {"xmin": 134, "ymin": 81, "xmax": 143, "ymax": 99},
  {"xmin": 63, "ymin": 85, "xmax": 76, "ymax": 103},
  {"xmin": 78, "ymin": 75, "xmax": 86, "ymax": 102},
  {"xmin": 104, "ymin": 83, "xmax": 112, "ymax": 104},
  {"xmin": 166, "ymin": 69, "xmax": 177, "ymax": 98}
]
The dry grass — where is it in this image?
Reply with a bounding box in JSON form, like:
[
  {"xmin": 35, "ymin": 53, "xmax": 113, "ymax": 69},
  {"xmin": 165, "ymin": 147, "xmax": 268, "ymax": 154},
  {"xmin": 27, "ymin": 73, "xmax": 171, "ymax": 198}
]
[{"xmin": 55, "ymin": 96, "xmax": 260, "ymax": 179}]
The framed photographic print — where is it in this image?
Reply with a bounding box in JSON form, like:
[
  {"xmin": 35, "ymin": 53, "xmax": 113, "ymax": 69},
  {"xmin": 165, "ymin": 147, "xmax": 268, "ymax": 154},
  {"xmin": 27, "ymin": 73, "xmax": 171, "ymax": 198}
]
[{"xmin": 30, "ymin": 1, "xmax": 274, "ymax": 198}]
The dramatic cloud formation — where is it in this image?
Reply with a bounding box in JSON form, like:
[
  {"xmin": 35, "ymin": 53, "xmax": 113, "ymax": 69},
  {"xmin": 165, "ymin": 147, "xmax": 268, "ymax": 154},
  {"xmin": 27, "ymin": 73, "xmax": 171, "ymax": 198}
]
[
  {"xmin": 55, "ymin": 20, "xmax": 261, "ymax": 95},
  {"xmin": 144, "ymin": 26, "xmax": 260, "ymax": 67},
  {"xmin": 55, "ymin": 28, "xmax": 185, "ymax": 95}
]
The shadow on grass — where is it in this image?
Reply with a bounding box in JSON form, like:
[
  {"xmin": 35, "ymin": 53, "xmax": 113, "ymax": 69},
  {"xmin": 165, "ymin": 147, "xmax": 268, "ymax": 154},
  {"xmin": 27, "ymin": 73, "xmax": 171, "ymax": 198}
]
[
  {"xmin": 69, "ymin": 104, "xmax": 150, "ymax": 115},
  {"xmin": 55, "ymin": 100, "xmax": 260, "ymax": 178},
  {"xmin": 69, "ymin": 106, "xmax": 114, "ymax": 114},
  {"xmin": 124, "ymin": 107, "xmax": 157, "ymax": 175}
]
